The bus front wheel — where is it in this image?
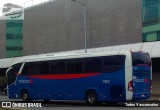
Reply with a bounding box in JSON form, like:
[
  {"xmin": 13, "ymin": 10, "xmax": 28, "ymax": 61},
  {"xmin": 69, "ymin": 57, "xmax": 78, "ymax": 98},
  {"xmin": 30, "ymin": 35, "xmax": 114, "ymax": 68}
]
[
  {"xmin": 86, "ymin": 91, "xmax": 98, "ymax": 105},
  {"xmin": 21, "ymin": 91, "xmax": 30, "ymax": 102}
]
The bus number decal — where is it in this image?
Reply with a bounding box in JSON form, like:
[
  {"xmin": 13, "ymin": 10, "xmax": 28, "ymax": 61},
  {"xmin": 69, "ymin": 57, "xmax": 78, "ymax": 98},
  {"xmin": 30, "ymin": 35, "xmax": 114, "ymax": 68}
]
[{"xmin": 103, "ymin": 80, "xmax": 110, "ymax": 84}]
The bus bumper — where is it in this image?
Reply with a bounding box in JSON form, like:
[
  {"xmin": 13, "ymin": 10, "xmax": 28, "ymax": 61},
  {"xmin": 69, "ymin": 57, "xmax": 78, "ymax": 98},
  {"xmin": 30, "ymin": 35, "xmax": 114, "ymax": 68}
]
[{"xmin": 132, "ymin": 92, "xmax": 151, "ymax": 100}]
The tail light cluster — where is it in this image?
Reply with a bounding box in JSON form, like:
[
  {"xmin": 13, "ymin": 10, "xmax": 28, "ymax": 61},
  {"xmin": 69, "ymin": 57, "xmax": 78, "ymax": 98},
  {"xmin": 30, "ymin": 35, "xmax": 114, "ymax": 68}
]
[
  {"xmin": 128, "ymin": 81, "xmax": 134, "ymax": 92},
  {"xmin": 150, "ymin": 80, "xmax": 152, "ymax": 90},
  {"xmin": 128, "ymin": 80, "xmax": 152, "ymax": 92}
]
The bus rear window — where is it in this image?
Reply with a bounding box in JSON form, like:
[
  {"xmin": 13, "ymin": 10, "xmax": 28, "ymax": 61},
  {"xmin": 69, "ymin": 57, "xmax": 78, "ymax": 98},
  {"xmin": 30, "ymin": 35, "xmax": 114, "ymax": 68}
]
[{"xmin": 132, "ymin": 52, "xmax": 151, "ymax": 66}]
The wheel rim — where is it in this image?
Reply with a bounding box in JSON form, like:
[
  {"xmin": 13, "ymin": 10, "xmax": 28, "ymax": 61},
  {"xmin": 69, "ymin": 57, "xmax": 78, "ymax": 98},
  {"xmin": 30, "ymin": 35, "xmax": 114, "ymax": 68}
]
[
  {"xmin": 88, "ymin": 94, "xmax": 96, "ymax": 104},
  {"xmin": 23, "ymin": 93, "xmax": 28, "ymax": 101}
]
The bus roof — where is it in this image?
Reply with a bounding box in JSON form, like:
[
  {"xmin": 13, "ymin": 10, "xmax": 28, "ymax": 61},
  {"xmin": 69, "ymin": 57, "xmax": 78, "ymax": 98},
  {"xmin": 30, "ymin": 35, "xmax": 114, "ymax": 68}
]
[
  {"xmin": 11, "ymin": 51, "xmax": 131, "ymax": 65},
  {"xmin": 0, "ymin": 57, "xmax": 19, "ymax": 68}
]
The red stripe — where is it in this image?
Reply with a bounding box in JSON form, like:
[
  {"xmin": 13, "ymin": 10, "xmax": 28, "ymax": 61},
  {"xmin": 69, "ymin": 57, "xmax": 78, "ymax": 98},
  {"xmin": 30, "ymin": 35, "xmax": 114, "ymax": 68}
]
[
  {"xmin": 135, "ymin": 64, "xmax": 149, "ymax": 66},
  {"xmin": 27, "ymin": 73, "xmax": 100, "ymax": 80}
]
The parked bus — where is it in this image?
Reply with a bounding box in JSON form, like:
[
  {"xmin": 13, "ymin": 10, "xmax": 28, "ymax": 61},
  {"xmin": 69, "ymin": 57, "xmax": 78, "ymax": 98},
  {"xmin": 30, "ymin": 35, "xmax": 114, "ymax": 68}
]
[
  {"xmin": 2, "ymin": 3, "xmax": 23, "ymax": 16},
  {"xmin": 6, "ymin": 51, "xmax": 152, "ymax": 104}
]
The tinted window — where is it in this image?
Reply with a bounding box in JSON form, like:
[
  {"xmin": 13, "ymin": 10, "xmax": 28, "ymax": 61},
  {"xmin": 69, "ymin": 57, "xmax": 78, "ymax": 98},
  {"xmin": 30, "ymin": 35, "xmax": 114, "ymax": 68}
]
[
  {"xmin": 66, "ymin": 58, "xmax": 83, "ymax": 74},
  {"xmin": 34, "ymin": 62, "xmax": 43, "ymax": 75},
  {"xmin": 50, "ymin": 60, "xmax": 65, "ymax": 74},
  {"xmin": 22, "ymin": 61, "xmax": 50, "ymax": 75},
  {"xmin": 84, "ymin": 57, "xmax": 102, "ymax": 73},
  {"xmin": 12, "ymin": 63, "xmax": 22, "ymax": 74},
  {"xmin": 28, "ymin": 63, "xmax": 36, "ymax": 75},
  {"xmin": 75, "ymin": 59, "xmax": 83, "ymax": 73},
  {"xmin": 66, "ymin": 59, "xmax": 75, "ymax": 73},
  {"xmin": 22, "ymin": 63, "xmax": 30, "ymax": 75},
  {"xmin": 8, "ymin": 63, "xmax": 22, "ymax": 85},
  {"xmin": 42, "ymin": 61, "xmax": 50, "ymax": 74},
  {"xmin": 115, "ymin": 56, "xmax": 125, "ymax": 66},
  {"xmin": 102, "ymin": 55, "xmax": 125, "ymax": 73},
  {"xmin": 132, "ymin": 52, "xmax": 151, "ymax": 66},
  {"xmin": 22, "ymin": 63, "xmax": 36, "ymax": 75},
  {"xmin": 21, "ymin": 55, "xmax": 126, "ymax": 75}
]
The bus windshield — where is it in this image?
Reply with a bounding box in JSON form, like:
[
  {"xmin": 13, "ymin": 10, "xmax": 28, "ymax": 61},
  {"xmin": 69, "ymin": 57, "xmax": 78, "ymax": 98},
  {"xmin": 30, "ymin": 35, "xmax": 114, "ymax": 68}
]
[
  {"xmin": 132, "ymin": 52, "xmax": 151, "ymax": 66},
  {"xmin": 7, "ymin": 63, "xmax": 22, "ymax": 85}
]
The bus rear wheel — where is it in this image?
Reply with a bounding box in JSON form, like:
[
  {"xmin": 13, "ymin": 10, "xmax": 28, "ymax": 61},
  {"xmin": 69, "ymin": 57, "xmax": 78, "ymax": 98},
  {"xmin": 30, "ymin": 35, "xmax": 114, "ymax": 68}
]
[
  {"xmin": 21, "ymin": 91, "xmax": 30, "ymax": 102},
  {"xmin": 86, "ymin": 91, "xmax": 98, "ymax": 105}
]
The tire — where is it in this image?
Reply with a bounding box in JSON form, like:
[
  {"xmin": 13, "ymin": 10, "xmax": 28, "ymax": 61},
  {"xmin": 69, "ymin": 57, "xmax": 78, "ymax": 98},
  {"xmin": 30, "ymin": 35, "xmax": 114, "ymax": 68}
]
[
  {"xmin": 86, "ymin": 91, "xmax": 98, "ymax": 105},
  {"xmin": 21, "ymin": 91, "xmax": 30, "ymax": 102}
]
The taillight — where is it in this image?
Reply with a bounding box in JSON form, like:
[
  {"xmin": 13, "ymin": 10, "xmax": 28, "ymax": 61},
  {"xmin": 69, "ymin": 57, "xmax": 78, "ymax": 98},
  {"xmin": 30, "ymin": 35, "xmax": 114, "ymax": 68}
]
[
  {"xmin": 128, "ymin": 81, "xmax": 134, "ymax": 92},
  {"xmin": 139, "ymin": 50, "xmax": 142, "ymax": 52},
  {"xmin": 150, "ymin": 80, "xmax": 152, "ymax": 90}
]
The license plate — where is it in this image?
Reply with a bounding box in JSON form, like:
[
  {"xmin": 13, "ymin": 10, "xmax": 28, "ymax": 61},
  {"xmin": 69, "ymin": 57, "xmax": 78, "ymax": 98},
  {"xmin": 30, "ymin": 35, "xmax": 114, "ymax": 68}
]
[{"xmin": 141, "ymin": 94, "xmax": 145, "ymax": 97}]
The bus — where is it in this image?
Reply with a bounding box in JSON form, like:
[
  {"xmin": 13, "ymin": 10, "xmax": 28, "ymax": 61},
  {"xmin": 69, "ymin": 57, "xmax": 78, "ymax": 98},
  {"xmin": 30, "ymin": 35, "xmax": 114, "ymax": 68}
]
[
  {"xmin": 6, "ymin": 51, "xmax": 152, "ymax": 104},
  {"xmin": 2, "ymin": 3, "xmax": 23, "ymax": 15}
]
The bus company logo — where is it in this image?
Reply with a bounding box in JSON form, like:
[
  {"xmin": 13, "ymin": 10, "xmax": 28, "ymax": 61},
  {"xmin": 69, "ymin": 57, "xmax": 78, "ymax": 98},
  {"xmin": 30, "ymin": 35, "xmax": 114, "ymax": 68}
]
[
  {"xmin": 134, "ymin": 79, "xmax": 145, "ymax": 83},
  {"xmin": 2, "ymin": 102, "xmax": 42, "ymax": 108},
  {"xmin": 2, "ymin": 102, "xmax": 11, "ymax": 108},
  {"xmin": 19, "ymin": 80, "xmax": 30, "ymax": 84},
  {"xmin": 134, "ymin": 78, "xmax": 148, "ymax": 83}
]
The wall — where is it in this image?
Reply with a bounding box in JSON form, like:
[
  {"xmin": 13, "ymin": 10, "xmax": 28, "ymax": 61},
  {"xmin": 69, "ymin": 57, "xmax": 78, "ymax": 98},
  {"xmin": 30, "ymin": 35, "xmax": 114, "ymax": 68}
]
[
  {"xmin": 6, "ymin": 20, "xmax": 23, "ymax": 58},
  {"xmin": 23, "ymin": 0, "xmax": 142, "ymax": 55},
  {"xmin": 142, "ymin": 0, "xmax": 160, "ymax": 42},
  {"xmin": 0, "ymin": 0, "xmax": 142, "ymax": 57},
  {"xmin": 0, "ymin": 20, "xmax": 6, "ymax": 58}
]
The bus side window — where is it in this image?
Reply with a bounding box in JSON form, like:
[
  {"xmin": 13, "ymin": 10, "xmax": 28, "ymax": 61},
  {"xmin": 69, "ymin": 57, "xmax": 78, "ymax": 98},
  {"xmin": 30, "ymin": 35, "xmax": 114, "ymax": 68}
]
[
  {"xmin": 102, "ymin": 56, "xmax": 114, "ymax": 73},
  {"xmin": 50, "ymin": 60, "xmax": 65, "ymax": 74},
  {"xmin": 42, "ymin": 61, "xmax": 50, "ymax": 74},
  {"xmin": 22, "ymin": 62, "xmax": 48, "ymax": 75},
  {"xmin": 115, "ymin": 55, "xmax": 125, "ymax": 66},
  {"xmin": 28, "ymin": 63, "xmax": 36, "ymax": 75},
  {"xmin": 21, "ymin": 63, "xmax": 36, "ymax": 76},
  {"xmin": 34, "ymin": 62, "xmax": 43, "ymax": 75},
  {"xmin": 75, "ymin": 59, "xmax": 83, "ymax": 73},
  {"xmin": 102, "ymin": 55, "xmax": 125, "ymax": 73},
  {"xmin": 66, "ymin": 58, "xmax": 83, "ymax": 74},
  {"xmin": 84, "ymin": 57, "xmax": 102, "ymax": 73},
  {"xmin": 21, "ymin": 63, "xmax": 30, "ymax": 76},
  {"xmin": 7, "ymin": 63, "xmax": 22, "ymax": 85},
  {"xmin": 66, "ymin": 59, "xmax": 75, "ymax": 74},
  {"xmin": 12, "ymin": 63, "xmax": 22, "ymax": 74}
]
